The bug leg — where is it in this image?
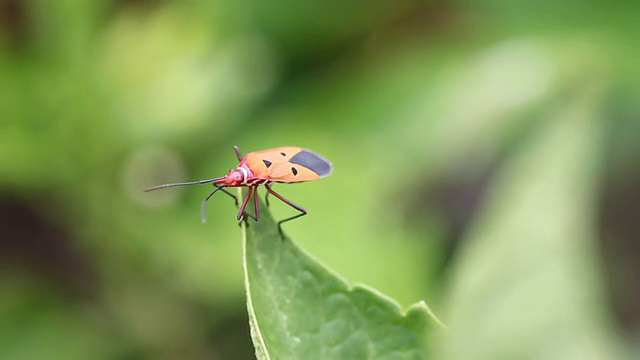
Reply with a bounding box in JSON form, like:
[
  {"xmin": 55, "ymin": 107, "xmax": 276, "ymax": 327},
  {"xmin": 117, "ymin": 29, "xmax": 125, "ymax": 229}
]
[
  {"xmin": 237, "ymin": 187, "xmax": 253, "ymax": 220},
  {"xmin": 245, "ymin": 187, "xmax": 260, "ymax": 222},
  {"xmin": 238, "ymin": 187, "xmax": 258, "ymax": 224},
  {"xmin": 215, "ymin": 184, "xmax": 238, "ymax": 206},
  {"xmin": 253, "ymin": 186, "xmax": 260, "ymax": 220},
  {"xmin": 265, "ymin": 187, "xmax": 271, "ymax": 207},
  {"xmin": 233, "ymin": 145, "xmax": 243, "ymax": 161},
  {"xmin": 201, "ymin": 186, "xmax": 230, "ymax": 223},
  {"xmin": 276, "ymin": 213, "xmax": 306, "ymax": 237},
  {"xmin": 264, "ymin": 184, "xmax": 307, "ymax": 239},
  {"xmin": 201, "ymin": 185, "xmax": 241, "ymax": 223}
]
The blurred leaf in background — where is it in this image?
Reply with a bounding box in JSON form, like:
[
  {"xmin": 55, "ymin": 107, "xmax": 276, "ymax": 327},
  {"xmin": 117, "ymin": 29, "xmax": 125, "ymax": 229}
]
[
  {"xmin": 1, "ymin": 0, "xmax": 639, "ymax": 359},
  {"xmin": 436, "ymin": 85, "xmax": 622, "ymax": 358}
]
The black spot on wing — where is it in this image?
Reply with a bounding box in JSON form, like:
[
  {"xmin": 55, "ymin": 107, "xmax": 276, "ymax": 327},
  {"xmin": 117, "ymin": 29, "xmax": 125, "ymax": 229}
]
[
  {"xmin": 291, "ymin": 167, "xmax": 298, "ymax": 176},
  {"xmin": 263, "ymin": 159, "xmax": 272, "ymax": 168},
  {"xmin": 280, "ymin": 152, "xmax": 286, "ymax": 156},
  {"xmin": 289, "ymin": 149, "xmax": 332, "ymax": 177}
]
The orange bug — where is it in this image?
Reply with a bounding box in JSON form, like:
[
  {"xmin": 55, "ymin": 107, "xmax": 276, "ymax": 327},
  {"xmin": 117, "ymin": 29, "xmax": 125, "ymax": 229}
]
[{"xmin": 145, "ymin": 146, "xmax": 332, "ymax": 234}]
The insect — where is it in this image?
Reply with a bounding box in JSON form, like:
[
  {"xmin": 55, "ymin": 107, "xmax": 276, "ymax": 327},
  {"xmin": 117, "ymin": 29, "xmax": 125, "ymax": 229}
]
[{"xmin": 145, "ymin": 146, "xmax": 332, "ymax": 235}]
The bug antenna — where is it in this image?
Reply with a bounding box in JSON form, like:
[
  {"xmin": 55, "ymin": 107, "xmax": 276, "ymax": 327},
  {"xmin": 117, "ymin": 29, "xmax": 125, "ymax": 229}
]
[
  {"xmin": 144, "ymin": 177, "xmax": 225, "ymax": 192},
  {"xmin": 201, "ymin": 186, "xmax": 225, "ymax": 223},
  {"xmin": 233, "ymin": 145, "xmax": 243, "ymax": 161}
]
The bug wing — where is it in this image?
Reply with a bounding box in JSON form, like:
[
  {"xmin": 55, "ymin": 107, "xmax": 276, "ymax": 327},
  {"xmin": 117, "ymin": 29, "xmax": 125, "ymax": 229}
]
[{"xmin": 244, "ymin": 147, "xmax": 332, "ymax": 183}]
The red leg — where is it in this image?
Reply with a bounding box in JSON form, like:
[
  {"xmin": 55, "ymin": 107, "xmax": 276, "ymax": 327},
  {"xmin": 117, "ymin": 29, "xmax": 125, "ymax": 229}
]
[
  {"xmin": 253, "ymin": 186, "xmax": 260, "ymax": 220},
  {"xmin": 265, "ymin": 188, "xmax": 271, "ymax": 207},
  {"xmin": 238, "ymin": 186, "xmax": 259, "ymax": 222},
  {"xmin": 237, "ymin": 187, "xmax": 253, "ymax": 220},
  {"xmin": 264, "ymin": 184, "xmax": 307, "ymax": 237}
]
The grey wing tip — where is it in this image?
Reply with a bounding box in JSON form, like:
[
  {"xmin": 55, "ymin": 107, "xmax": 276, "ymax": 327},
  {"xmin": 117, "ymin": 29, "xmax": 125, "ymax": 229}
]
[{"xmin": 292, "ymin": 148, "xmax": 333, "ymax": 177}]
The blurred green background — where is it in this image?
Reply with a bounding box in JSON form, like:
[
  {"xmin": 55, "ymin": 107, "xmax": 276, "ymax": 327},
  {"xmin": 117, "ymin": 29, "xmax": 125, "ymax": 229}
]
[{"xmin": 1, "ymin": 0, "xmax": 639, "ymax": 359}]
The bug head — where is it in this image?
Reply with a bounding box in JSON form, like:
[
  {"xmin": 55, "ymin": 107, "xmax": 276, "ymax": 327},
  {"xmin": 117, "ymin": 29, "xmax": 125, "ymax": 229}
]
[{"xmin": 222, "ymin": 168, "xmax": 246, "ymax": 186}]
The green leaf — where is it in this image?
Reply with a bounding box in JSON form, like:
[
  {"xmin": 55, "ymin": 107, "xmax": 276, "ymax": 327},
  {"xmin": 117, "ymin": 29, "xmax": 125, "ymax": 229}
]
[
  {"xmin": 436, "ymin": 87, "xmax": 623, "ymax": 359},
  {"xmin": 240, "ymin": 191, "xmax": 443, "ymax": 360}
]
